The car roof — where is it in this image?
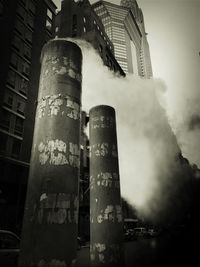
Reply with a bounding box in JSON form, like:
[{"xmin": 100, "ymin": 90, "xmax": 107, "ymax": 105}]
[{"xmin": 0, "ymin": 230, "xmax": 20, "ymax": 239}]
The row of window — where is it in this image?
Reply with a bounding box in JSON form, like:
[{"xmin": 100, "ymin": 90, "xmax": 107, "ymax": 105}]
[
  {"xmin": 12, "ymin": 34, "xmax": 32, "ymax": 61},
  {"xmin": 106, "ymin": 6, "xmax": 127, "ymax": 17},
  {"xmin": 114, "ymin": 44, "xmax": 127, "ymax": 51},
  {"xmin": 10, "ymin": 52, "xmax": 30, "ymax": 78},
  {"xmin": 15, "ymin": 19, "xmax": 33, "ymax": 45},
  {"xmin": 3, "ymin": 90, "xmax": 26, "ymax": 116},
  {"xmin": 7, "ymin": 69, "xmax": 29, "ymax": 96},
  {"xmin": 17, "ymin": 3, "xmax": 35, "ymax": 29},
  {"xmin": 19, "ymin": 0, "xmax": 36, "ymax": 15},
  {"xmin": 0, "ymin": 108, "xmax": 24, "ymax": 137},
  {"xmin": 93, "ymin": 20, "xmax": 113, "ymax": 50},
  {"xmin": 0, "ymin": 131, "xmax": 22, "ymax": 158},
  {"xmin": 46, "ymin": 7, "xmax": 54, "ymax": 33}
]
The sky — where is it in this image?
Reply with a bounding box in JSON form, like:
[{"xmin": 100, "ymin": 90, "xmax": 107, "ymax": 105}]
[{"xmin": 52, "ymin": 0, "xmax": 200, "ymax": 219}]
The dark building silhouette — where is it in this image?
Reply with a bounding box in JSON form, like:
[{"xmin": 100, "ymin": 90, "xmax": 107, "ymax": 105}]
[
  {"xmin": 0, "ymin": 0, "xmax": 56, "ymax": 233},
  {"xmin": 55, "ymin": 0, "xmax": 125, "ymax": 76}
]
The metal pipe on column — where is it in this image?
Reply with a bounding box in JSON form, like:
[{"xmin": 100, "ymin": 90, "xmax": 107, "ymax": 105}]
[
  {"xmin": 18, "ymin": 39, "xmax": 82, "ymax": 267},
  {"xmin": 89, "ymin": 105, "xmax": 125, "ymax": 267}
]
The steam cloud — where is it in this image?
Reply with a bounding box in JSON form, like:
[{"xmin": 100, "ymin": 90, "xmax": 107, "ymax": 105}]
[{"xmin": 64, "ymin": 39, "xmax": 198, "ymax": 225}]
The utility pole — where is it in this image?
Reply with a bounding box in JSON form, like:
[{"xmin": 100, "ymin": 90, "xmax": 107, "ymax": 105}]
[
  {"xmin": 89, "ymin": 105, "xmax": 124, "ymax": 267},
  {"xmin": 18, "ymin": 39, "xmax": 82, "ymax": 267}
]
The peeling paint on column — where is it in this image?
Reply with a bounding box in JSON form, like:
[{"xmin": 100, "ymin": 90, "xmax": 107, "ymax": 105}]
[
  {"xmin": 38, "ymin": 140, "xmax": 68, "ymax": 166},
  {"xmin": 92, "ymin": 143, "xmax": 109, "ymax": 157},
  {"xmin": 91, "ymin": 143, "xmax": 118, "ymax": 158},
  {"xmin": 48, "ymin": 95, "xmax": 63, "ymax": 116},
  {"xmin": 91, "ymin": 116, "xmax": 114, "ymax": 129},
  {"xmin": 90, "ymin": 173, "xmax": 120, "ymax": 189},
  {"xmin": 95, "ymin": 205, "xmax": 122, "ymax": 224},
  {"xmin": 37, "ymin": 95, "xmax": 80, "ymax": 120},
  {"xmin": 66, "ymin": 98, "xmax": 80, "ymax": 120},
  {"xmin": 37, "ymin": 193, "xmax": 78, "ymax": 224},
  {"xmin": 42, "ymin": 55, "xmax": 82, "ymax": 82},
  {"xmin": 38, "ymin": 140, "xmax": 80, "ymax": 167},
  {"xmin": 90, "ymin": 243, "xmax": 122, "ymax": 264}
]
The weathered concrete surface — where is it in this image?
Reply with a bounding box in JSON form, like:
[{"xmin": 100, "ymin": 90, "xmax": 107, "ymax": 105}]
[
  {"xmin": 89, "ymin": 105, "xmax": 125, "ymax": 267},
  {"xmin": 18, "ymin": 40, "xmax": 82, "ymax": 267}
]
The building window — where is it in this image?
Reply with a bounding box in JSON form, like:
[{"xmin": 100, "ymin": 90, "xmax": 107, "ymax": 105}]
[
  {"xmin": 0, "ymin": 132, "xmax": 8, "ymax": 154},
  {"xmin": 27, "ymin": 13, "xmax": 34, "ymax": 29},
  {"xmin": 23, "ymin": 43, "xmax": 31, "ymax": 60},
  {"xmin": 17, "ymin": 5, "xmax": 26, "ymax": 21},
  {"xmin": 19, "ymin": 0, "xmax": 26, "ymax": 7},
  {"xmin": 28, "ymin": 0, "xmax": 36, "ymax": 15},
  {"xmin": 46, "ymin": 20, "xmax": 52, "ymax": 32},
  {"xmin": 0, "ymin": 110, "xmax": 11, "ymax": 131},
  {"xmin": 10, "ymin": 53, "xmax": 18, "ymax": 68},
  {"xmin": 3, "ymin": 91, "xmax": 14, "ymax": 109},
  {"xmin": 83, "ymin": 16, "xmax": 86, "ymax": 23},
  {"xmin": 25, "ymin": 29, "xmax": 32, "ymax": 44},
  {"xmin": 19, "ymin": 78, "xmax": 28, "ymax": 96},
  {"xmin": 15, "ymin": 19, "xmax": 24, "ymax": 35},
  {"xmin": 12, "ymin": 35, "xmax": 21, "ymax": 51},
  {"xmin": 11, "ymin": 138, "xmax": 21, "ymax": 158},
  {"xmin": 20, "ymin": 60, "xmax": 30, "ymax": 77},
  {"xmin": 72, "ymin": 14, "xmax": 77, "ymax": 37},
  {"xmin": 99, "ymin": 44, "xmax": 103, "ymax": 54},
  {"xmin": 47, "ymin": 8, "xmax": 53, "ymax": 20},
  {"xmin": 17, "ymin": 99, "xmax": 26, "ymax": 115},
  {"xmin": 7, "ymin": 70, "xmax": 16, "ymax": 88},
  {"xmin": 83, "ymin": 26, "xmax": 86, "ymax": 33},
  {"xmin": 14, "ymin": 117, "xmax": 24, "ymax": 136}
]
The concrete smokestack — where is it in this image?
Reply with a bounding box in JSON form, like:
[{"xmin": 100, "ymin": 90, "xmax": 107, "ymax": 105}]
[
  {"xmin": 18, "ymin": 40, "xmax": 82, "ymax": 267},
  {"xmin": 89, "ymin": 105, "xmax": 124, "ymax": 267}
]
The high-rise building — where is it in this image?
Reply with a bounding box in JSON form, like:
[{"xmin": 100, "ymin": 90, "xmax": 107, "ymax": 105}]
[
  {"xmin": 92, "ymin": 0, "xmax": 153, "ymax": 78},
  {"xmin": 0, "ymin": 0, "xmax": 56, "ymax": 232},
  {"xmin": 56, "ymin": 0, "xmax": 125, "ymax": 76}
]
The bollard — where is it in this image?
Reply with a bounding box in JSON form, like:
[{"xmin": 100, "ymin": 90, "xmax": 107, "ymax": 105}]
[
  {"xmin": 89, "ymin": 105, "xmax": 124, "ymax": 267},
  {"xmin": 18, "ymin": 40, "xmax": 82, "ymax": 267}
]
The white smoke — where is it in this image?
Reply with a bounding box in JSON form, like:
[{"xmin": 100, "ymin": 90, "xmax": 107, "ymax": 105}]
[{"xmin": 77, "ymin": 40, "xmax": 185, "ymax": 219}]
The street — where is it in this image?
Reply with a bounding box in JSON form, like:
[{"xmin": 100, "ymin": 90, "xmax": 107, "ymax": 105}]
[{"xmin": 76, "ymin": 226, "xmax": 199, "ymax": 267}]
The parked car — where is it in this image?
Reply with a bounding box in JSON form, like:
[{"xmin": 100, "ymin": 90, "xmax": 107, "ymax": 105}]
[
  {"xmin": 133, "ymin": 227, "xmax": 148, "ymax": 239},
  {"xmin": 124, "ymin": 229, "xmax": 134, "ymax": 241},
  {"xmin": 148, "ymin": 228, "xmax": 158, "ymax": 237},
  {"xmin": 0, "ymin": 230, "xmax": 20, "ymax": 267}
]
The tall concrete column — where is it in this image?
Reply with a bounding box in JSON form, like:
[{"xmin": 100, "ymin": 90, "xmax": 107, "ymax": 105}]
[
  {"xmin": 18, "ymin": 40, "xmax": 82, "ymax": 267},
  {"xmin": 89, "ymin": 105, "xmax": 124, "ymax": 267}
]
